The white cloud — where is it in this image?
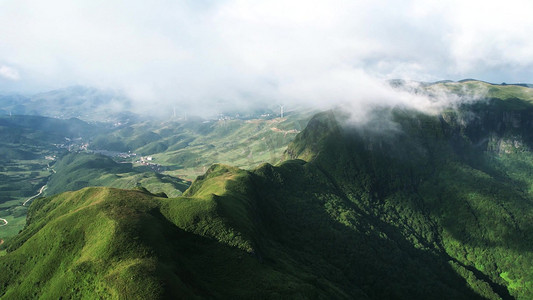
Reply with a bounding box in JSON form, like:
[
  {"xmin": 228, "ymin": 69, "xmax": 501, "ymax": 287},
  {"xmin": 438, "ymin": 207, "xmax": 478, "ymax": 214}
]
[
  {"xmin": 0, "ymin": 65, "xmax": 20, "ymax": 80},
  {"xmin": 0, "ymin": 0, "xmax": 531, "ymax": 115}
]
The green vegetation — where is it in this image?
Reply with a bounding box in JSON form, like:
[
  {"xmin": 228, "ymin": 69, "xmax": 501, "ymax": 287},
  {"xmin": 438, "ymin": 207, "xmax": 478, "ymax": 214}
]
[
  {"xmin": 0, "ymin": 115, "xmax": 100, "ymax": 240},
  {"xmin": 0, "ymin": 112, "xmax": 307, "ymax": 241},
  {"xmin": 280, "ymin": 101, "xmax": 533, "ymax": 298},
  {"xmin": 89, "ymin": 112, "xmax": 312, "ymax": 181},
  {"xmin": 0, "ymin": 184, "xmax": 353, "ymax": 299},
  {"xmin": 426, "ymin": 80, "xmax": 533, "ymax": 103},
  {"xmin": 0, "ymin": 156, "xmax": 52, "ymax": 240},
  {"xmin": 46, "ymin": 152, "xmax": 190, "ymax": 198},
  {"xmin": 2, "ymin": 82, "xmax": 533, "ymax": 298}
]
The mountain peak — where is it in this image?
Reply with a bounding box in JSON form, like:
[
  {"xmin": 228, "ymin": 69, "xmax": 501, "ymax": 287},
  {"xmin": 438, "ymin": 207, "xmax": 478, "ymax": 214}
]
[{"xmin": 284, "ymin": 110, "xmax": 341, "ymax": 161}]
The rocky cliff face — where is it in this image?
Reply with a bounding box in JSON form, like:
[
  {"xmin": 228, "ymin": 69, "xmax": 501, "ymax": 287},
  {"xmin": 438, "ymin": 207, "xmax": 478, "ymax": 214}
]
[{"xmin": 440, "ymin": 98, "xmax": 533, "ymax": 155}]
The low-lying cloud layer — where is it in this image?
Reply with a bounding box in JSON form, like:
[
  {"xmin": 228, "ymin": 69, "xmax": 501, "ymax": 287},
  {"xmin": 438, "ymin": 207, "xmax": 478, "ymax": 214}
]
[
  {"xmin": 0, "ymin": 0, "xmax": 531, "ymax": 116},
  {"xmin": 0, "ymin": 65, "xmax": 20, "ymax": 81}
]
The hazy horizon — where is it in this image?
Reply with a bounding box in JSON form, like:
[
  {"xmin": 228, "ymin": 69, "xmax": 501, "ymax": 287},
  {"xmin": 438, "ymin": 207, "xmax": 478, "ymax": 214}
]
[{"xmin": 1, "ymin": 0, "xmax": 532, "ymax": 116}]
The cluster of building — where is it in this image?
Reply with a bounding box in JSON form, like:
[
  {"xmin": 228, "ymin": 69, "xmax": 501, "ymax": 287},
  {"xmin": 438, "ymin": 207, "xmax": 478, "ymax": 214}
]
[
  {"xmin": 137, "ymin": 156, "xmax": 153, "ymax": 163},
  {"xmin": 135, "ymin": 156, "xmax": 164, "ymax": 172},
  {"xmin": 53, "ymin": 137, "xmax": 89, "ymax": 152}
]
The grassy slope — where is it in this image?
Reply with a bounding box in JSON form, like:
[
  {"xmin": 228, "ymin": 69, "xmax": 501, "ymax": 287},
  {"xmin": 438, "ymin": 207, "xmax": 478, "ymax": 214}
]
[
  {"xmin": 2, "ymin": 83, "xmax": 533, "ymax": 298},
  {"xmin": 46, "ymin": 152, "xmax": 190, "ymax": 198},
  {"xmin": 0, "ymin": 185, "xmax": 352, "ymax": 299},
  {"xmin": 0, "ymin": 116, "xmax": 101, "ymax": 240},
  {"xmin": 90, "ymin": 113, "xmax": 312, "ymax": 181},
  {"xmin": 0, "ymin": 115, "xmax": 100, "ymax": 207},
  {"xmin": 2, "ymin": 107, "xmax": 526, "ymax": 299},
  {"xmin": 1, "ymin": 113, "xmax": 307, "ymax": 241},
  {"xmin": 427, "ymin": 80, "xmax": 533, "ymax": 102},
  {"xmin": 0, "ymin": 148, "xmax": 484, "ymax": 299}
]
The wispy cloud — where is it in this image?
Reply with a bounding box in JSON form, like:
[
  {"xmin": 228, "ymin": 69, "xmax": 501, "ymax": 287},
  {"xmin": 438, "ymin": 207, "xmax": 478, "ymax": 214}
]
[
  {"xmin": 0, "ymin": 0, "xmax": 531, "ymax": 115},
  {"xmin": 0, "ymin": 65, "xmax": 20, "ymax": 80}
]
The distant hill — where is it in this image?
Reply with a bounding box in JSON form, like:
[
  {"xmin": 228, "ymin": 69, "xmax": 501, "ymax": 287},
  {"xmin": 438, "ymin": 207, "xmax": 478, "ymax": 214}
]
[
  {"xmin": 0, "ymin": 110, "xmax": 308, "ymax": 242},
  {"xmin": 45, "ymin": 152, "xmax": 190, "ymax": 198},
  {"xmin": 0, "ymin": 86, "xmax": 134, "ymax": 122},
  {"xmin": 457, "ymin": 79, "xmax": 533, "ymax": 87},
  {"xmin": 0, "ymin": 115, "xmax": 108, "ymax": 239},
  {"xmin": 89, "ymin": 111, "xmax": 313, "ymax": 180},
  {"xmin": 2, "ymin": 89, "xmax": 533, "ymax": 298},
  {"xmin": 390, "ymin": 78, "xmax": 533, "ymax": 92},
  {"xmin": 0, "ymin": 114, "xmax": 103, "ymax": 143}
]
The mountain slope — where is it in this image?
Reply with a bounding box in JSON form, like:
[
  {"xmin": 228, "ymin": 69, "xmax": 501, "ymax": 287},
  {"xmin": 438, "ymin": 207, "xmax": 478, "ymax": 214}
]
[
  {"xmin": 283, "ymin": 105, "xmax": 533, "ymax": 298},
  {"xmin": 0, "ymin": 115, "xmax": 104, "ymax": 239},
  {"xmin": 88, "ymin": 111, "xmax": 312, "ymax": 180},
  {"xmin": 45, "ymin": 152, "xmax": 190, "ymax": 198},
  {"xmin": 0, "ymin": 185, "xmax": 353, "ymax": 299},
  {"xmin": 2, "ymin": 97, "xmax": 533, "ymax": 298}
]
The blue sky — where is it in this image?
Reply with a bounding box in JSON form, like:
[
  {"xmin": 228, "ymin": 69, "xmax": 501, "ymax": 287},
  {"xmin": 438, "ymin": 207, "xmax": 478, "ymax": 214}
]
[{"xmin": 0, "ymin": 0, "xmax": 532, "ymax": 112}]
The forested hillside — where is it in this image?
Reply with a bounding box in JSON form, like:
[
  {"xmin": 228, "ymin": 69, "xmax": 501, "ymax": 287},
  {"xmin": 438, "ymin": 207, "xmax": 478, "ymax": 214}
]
[{"xmin": 2, "ymin": 93, "xmax": 533, "ymax": 298}]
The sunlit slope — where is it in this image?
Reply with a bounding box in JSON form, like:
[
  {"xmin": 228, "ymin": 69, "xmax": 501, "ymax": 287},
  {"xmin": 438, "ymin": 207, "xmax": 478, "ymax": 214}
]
[
  {"xmin": 426, "ymin": 80, "xmax": 533, "ymax": 102},
  {"xmin": 0, "ymin": 188, "xmax": 167, "ymax": 299},
  {"xmin": 0, "ymin": 182, "xmax": 354, "ymax": 298},
  {"xmin": 46, "ymin": 152, "xmax": 189, "ymax": 198},
  {"xmin": 0, "ymin": 141, "xmax": 484, "ymax": 299},
  {"xmin": 89, "ymin": 112, "xmax": 313, "ymax": 180},
  {"xmin": 0, "ymin": 115, "xmax": 104, "ymax": 240},
  {"xmin": 2, "ymin": 93, "xmax": 533, "ymax": 298}
]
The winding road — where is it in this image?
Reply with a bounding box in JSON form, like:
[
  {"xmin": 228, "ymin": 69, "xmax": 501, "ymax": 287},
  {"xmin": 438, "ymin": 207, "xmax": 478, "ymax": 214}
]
[
  {"xmin": 0, "ymin": 182, "xmax": 49, "ymax": 229},
  {"xmin": 23, "ymin": 185, "xmax": 47, "ymax": 207}
]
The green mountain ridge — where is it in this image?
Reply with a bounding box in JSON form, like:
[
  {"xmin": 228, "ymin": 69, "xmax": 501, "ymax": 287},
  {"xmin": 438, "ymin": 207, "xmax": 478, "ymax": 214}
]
[
  {"xmin": 2, "ymin": 94, "xmax": 533, "ymax": 298},
  {"xmin": 0, "ymin": 115, "xmax": 106, "ymax": 239},
  {"xmin": 0, "ymin": 111, "xmax": 307, "ymax": 242},
  {"xmin": 45, "ymin": 152, "xmax": 190, "ymax": 198},
  {"xmin": 88, "ymin": 111, "xmax": 312, "ymax": 180}
]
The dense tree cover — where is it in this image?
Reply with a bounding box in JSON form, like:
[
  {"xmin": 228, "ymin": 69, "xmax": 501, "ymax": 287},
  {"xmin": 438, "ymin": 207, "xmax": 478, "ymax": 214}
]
[
  {"xmin": 283, "ymin": 104, "xmax": 533, "ymax": 298},
  {"xmin": 1, "ymin": 96, "xmax": 533, "ymax": 298}
]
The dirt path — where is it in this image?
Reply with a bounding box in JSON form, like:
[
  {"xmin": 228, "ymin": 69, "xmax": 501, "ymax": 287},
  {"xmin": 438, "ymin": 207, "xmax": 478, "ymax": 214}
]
[
  {"xmin": 270, "ymin": 127, "xmax": 300, "ymax": 137},
  {"xmin": 23, "ymin": 185, "xmax": 47, "ymax": 206}
]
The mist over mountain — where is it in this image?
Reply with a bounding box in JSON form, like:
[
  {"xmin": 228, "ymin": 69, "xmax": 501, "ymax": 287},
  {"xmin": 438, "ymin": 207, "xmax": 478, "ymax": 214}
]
[
  {"xmin": 2, "ymin": 1, "xmax": 533, "ymax": 298},
  {"xmin": 0, "ymin": 86, "xmax": 134, "ymax": 122},
  {"xmin": 2, "ymin": 1, "xmax": 533, "ymax": 117},
  {"xmin": 2, "ymin": 89, "xmax": 533, "ymax": 298},
  {"xmin": 2, "ymin": 79, "xmax": 531, "ymax": 125}
]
